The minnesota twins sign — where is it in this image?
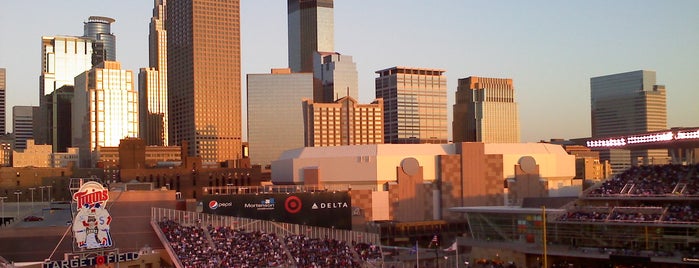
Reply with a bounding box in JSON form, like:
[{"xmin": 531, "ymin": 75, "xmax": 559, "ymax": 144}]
[{"xmin": 72, "ymin": 181, "xmax": 113, "ymax": 249}]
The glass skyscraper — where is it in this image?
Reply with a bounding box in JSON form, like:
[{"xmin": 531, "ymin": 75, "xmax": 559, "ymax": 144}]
[
  {"xmin": 83, "ymin": 16, "xmax": 117, "ymax": 66},
  {"xmin": 375, "ymin": 67, "xmax": 448, "ymax": 144},
  {"xmin": 73, "ymin": 61, "xmax": 138, "ymax": 167},
  {"xmin": 247, "ymin": 69, "xmax": 313, "ymax": 167},
  {"xmin": 591, "ymin": 70, "xmax": 668, "ymax": 166},
  {"xmin": 168, "ymin": 0, "xmax": 242, "ymax": 165},
  {"xmin": 288, "ymin": 0, "xmax": 334, "ymax": 73},
  {"xmin": 453, "ymin": 76, "xmax": 520, "ymax": 143}
]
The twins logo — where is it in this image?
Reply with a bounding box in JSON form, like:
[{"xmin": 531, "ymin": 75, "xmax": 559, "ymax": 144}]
[{"xmin": 209, "ymin": 200, "xmax": 219, "ymax": 210}]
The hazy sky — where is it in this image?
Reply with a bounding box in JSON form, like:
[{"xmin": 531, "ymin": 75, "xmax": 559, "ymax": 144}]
[{"xmin": 1, "ymin": 0, "xmax": 697, "ymax": 142}]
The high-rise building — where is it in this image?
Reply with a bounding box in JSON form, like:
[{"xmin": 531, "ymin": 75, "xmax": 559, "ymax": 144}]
[
  {"xmin": 375, "ymin": 67, "xmax": 448, "ymax": 144},
  {"xmin": 288, "ymin": 0, "xmax": 334, "ymax": 73},
  {"xmin": 140, "ymin": 0, "xmax": 169, "ymax": 146},
  {"xmin": 39, "ymin": 36, "xmax": 94, "ymax": 97},
  {"xmin": 591, "ymin": 70, "xmax": 668, "ymax": 167},
  {"xmin": 303, "ymin": 96, "xmax": 383, "ymax": 147},
  {"xmin": 0, "ymin": 68, "xmax": 5, "ymax": 134},
  {"xmin": 13, "ymin": 106, "xmax": 38, "ymax": 150},
  {"xmin": 168, "ymin": 0, "xmax": 242, "ymax": 165},
  {"xmin": 41, "ymin": 85, "xmax": 74, "ymax": 152},
  {"xmin": 453, "ymin": 76, "xmax": 520, "ymax": 143},
  {"xmin": 38, "ymin": 35, "xmax": 94, "ymax": 149},
  {"xmin": 73, "ymin": 61, "xmax": 138, "ymax": 167},
  {"xmin": 247, "ymin": 68, "xmax": 313, "ymax": 167},
  {"xmin": 313, "ymin": 52, "xmax": 357, "ymax": 102},
  {"xmin": 83, "ymin": 16, "xmax": 117, "ymax": 66}
]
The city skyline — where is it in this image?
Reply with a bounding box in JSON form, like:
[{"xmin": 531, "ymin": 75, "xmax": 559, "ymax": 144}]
[{"xmin": 0, "ymin": 0, "xmax": 697, "ymax": 142}]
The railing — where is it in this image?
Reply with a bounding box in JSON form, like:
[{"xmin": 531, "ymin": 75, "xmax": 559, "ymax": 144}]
[{"xmin": 202, "ymin": 184, "xmax": 354, "ymax": 195}]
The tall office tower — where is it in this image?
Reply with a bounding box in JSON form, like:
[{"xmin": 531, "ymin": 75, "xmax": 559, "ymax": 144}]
[
  {"xmin": 302, "ymin": 96, "xmax": 383, "ymax": 147},
  {"xmin": 591, "ymin": 70, "xmax": 668, "ymax": 166},
  {"xmin": 168, "ymin": 0, "xmax": 242, "ymax": 164},
  {"xmin": 312, "ymin": 52, "xmax": 357, "ymax": 102},
  {"xmin": 247, "ymin": 69, "xmax": 313, "ymax": 167},
  {"xmin": 13, "ymin": 106, "xmax": 38, "ymax": 150},
  {"xmin": 0, "ymin": 68, "xmax": 5, "ymax": 134},
  {"xmin": 38, "ymin": 36, "xmax": 94, "ymax": 149},
  {"xmin": 83, "ymin": 16, "xmax": 117, "ymax": 66},
  {"xmin": 73, "ymin": 61, "xmax": 138, "ymax": 167},
  {"xmin": 41, "ymin": 86, "xmax": 74, "ymax": 152},
  {"xmin": 453, "ymin": 76, "xmax": 520, "ymax": 143},
  {"xmin": 288, "ymin": 0, "xmax": 334, "ymax": 73},
  {"xmin": 375, "ymin": 67, "xmax": 448, "ymax": 144},
  {"xmin": 40, "ymin": 36, "xmax": 94, "ymax": 97},
  {"xmin": 140, "ymin": 0, "xmax": 169, "ymax": 146}
]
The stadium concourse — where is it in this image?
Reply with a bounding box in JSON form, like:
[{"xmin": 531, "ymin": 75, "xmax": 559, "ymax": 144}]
[{"xmin": 452, "ymin": 163, "xmax": 699, "ymax": 267}]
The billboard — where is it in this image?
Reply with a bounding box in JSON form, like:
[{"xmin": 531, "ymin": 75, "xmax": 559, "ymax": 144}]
[
  {"xmin": 202, "ymin": 192, "xmax": 352, "ymax": 229},
  {"xmin": 72, "ymin": 181, "xmax": 113, "ymax": 250}
]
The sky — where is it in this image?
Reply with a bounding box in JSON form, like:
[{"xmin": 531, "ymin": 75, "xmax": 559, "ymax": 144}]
[{"xmin": 0, "ymin": 0, "xmax": 697, "ymax": 142}]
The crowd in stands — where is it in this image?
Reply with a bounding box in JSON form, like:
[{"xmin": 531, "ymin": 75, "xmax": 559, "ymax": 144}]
[
  {"xmin": 665, "ymin": 204, "xmax": 699, "ymax": 223},
  {"xmin": 158, "ymin": 218, "xmax": 383, "ymax": 267},
  {"xmin": 284, "ymin": 234, "xmax": 361, "ymax": 268},
  {"xmin": 589, "ymin": 164, "xmax": 698, "ymax": 197},
  {"xmin": 159, "ymin": 219, "xmax": 218, "ymax": 267},
  {"xmin": 208, "ymin": 225, "xmax": 289, "ymax": 267},
  {"xmin": 353, "ymin": 242, "xmax": 383, "ymax": 262}
]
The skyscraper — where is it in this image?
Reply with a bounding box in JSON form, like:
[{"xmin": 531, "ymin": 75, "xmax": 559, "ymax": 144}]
[
  {"xmin": 302, "ymin": 96, "xmax": 383, "ymax": 147},
  {"xmin": 375, "ymin": 67, "xmax": 448, "ymax": 144},
  {"xmin": 168, "ymin": 0, "xmax": 242, "ymax": 164},
  {"xmin": 73, "ymin": 61, "xmax": 138, "ymax": 167},
  {"xmin": 453, "ymin": 76, "xmax": 520, "ymax": 143},
  {"xmin": 83, "ymin": 16, "xmax": 117, "ymax": 66},
  {"xmin": 140, "ymin": 0, "xmax": 169, "ymax": 146},
  {"xmin": 13, "ymin": 106, "xmax": 37, "ymax": 150},
  {"xmin": 0, "ymin": 68, "xmax": 5, "ymax": 134},
  {"xmin": 591, "ymin": 70, "xmax": 668, "ymax": 166},
  {"xmin": 39, "ymin": 36, "xmax": 94, "ymax": 97},
  {"xmin": 288, "ymin": 0, "xmax": 334, "ymax": 73},
  {"xmin": 313, "ymin": 52, "xmax": 358, "ymax": 102},
  {"xmin": 247, "ymin": 68, "xmax": 313, "ymax": 167}
]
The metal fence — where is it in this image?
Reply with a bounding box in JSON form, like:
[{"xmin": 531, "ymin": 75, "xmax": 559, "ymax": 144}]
[{"xmin": 151, "ymin": 207, "xmax": 379, "ymax": 245}]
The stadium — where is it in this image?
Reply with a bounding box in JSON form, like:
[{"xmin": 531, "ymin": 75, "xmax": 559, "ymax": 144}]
[{"xmin": 1, "ymin": 132, "xmax": 699, "ymax": 267}]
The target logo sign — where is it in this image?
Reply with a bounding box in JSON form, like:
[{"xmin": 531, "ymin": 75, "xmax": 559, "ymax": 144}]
[{"xmin": 284, "ymin": 196, "xmax": 302, "ymax": 214}]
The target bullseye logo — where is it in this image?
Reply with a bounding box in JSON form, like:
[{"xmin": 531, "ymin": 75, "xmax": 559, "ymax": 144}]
[
  {"xmin": 209, "ymin": 200, "xmax": 219, "ymax": 210},
  {"xmin": 284, "ymin": 196, "xmax": 302, "ymax": 214}
]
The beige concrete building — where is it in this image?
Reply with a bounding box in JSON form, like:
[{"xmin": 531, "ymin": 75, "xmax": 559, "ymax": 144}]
[
  {"xmin": 453, "ymin": 76, "xmax": 520, "ymax": 143},
  {"xmin": 12, "ymin": 139, "xmax": 79, "ymax": 168},
  {"xmin": 375, "ymin": 67, "xmax": 448, "ymax": 144},
  {"xmin": 167, "ymin": 0, "xmax": 242, "ymax": 165},
  {"xmin": 302, "ymin": 96, "xmax": 383, "ymax": 147},
  {"xmin": 272, "ymin": 142, "xmax": 577, "ymax": 222}
]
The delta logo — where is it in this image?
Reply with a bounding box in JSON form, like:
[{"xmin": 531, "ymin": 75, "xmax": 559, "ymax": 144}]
[{"xmin": 208, "ymin": 200, "xmax": 232, "ymax": 210}]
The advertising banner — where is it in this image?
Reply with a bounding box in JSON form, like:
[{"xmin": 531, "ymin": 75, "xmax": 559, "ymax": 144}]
[{"xmin": 202, "ymin": 192, "xmax": 352, "ymax": 229}]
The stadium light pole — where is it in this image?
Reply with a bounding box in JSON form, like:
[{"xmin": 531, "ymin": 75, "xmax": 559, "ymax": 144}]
[
  {"xmin": 0, "ymin": 196, "xmax": 7, "ymax": 225},
  {"xmin": 39, "ymin": 186, "xmax": 45, "ymax": 203},
  {"xmin": 14, "ymin": 190, "xmax": 22, "ymax": 218},
  {"xmin": 28, "ymin": 188, "xmax": 35, "ymax": 210}
]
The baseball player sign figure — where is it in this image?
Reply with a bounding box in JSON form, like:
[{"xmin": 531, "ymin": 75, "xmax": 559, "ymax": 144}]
[{"xmin": 72, "ymin": 181, "xmax": 113, "ymax": 249}]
